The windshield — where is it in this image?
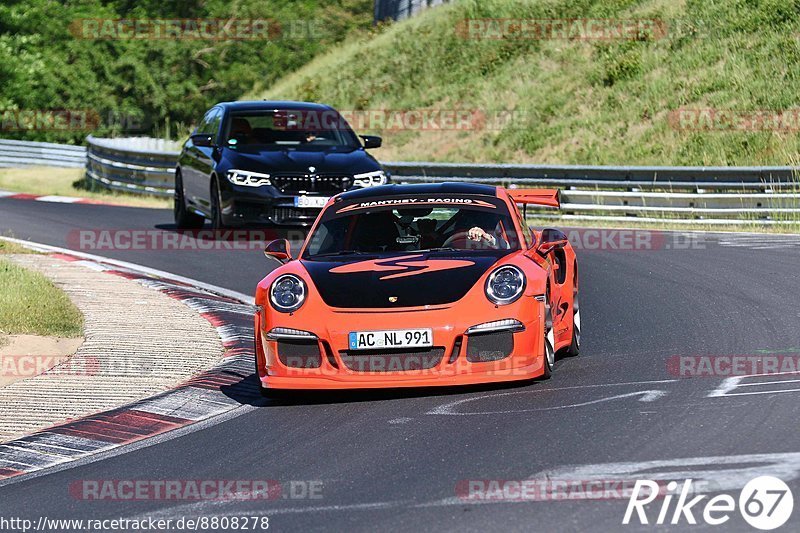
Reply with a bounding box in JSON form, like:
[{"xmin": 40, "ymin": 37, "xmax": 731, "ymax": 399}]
[
  {"xmin": 303, "ymin": 195, "xmax": 521, "ymax": 258},
  {"xmin": 223, "ymin": 110, "xmax": 361, "ymax": 149}
]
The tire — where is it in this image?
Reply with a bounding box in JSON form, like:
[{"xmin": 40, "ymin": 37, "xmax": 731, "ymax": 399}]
[
  {"xmin": 255, "ymin": 353, "xmax": 268, "ymax": 397},
  {"xmin": 540, "ymin": 297, "xmax": 555, "ymax": 380},
  {"xmin": 174, "ymin": 171, "xmax": 205, "ymax": 229},
  {"xmin": 210, "ymin": 179, "xmax": 226, "ymax": 230},
  {"xmin": 566, "ymin": 288, "xmax": 581, "ymax": 357}
]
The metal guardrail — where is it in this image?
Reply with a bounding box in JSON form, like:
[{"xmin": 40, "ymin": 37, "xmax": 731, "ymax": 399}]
[
  {"xmin": 3, "ymin": 137, "xmax": 799, "ymax": 224},
  {"xmin": 384, "ymin": 161, "xmax": 800, "ymax": 224},
  {"xmin": 0, "ymin": 139, "xmax": 86, "ymax": 168},
  {"xmin": 85, "ymin": 135, "xmax": 181, "ymax": 197},
  {"xmin": 383, "ymin": 162, "xmax": 797, "ymax": 188}
]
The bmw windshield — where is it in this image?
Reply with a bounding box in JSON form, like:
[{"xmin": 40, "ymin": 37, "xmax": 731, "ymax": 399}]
[{"xmin": 223, "ymin": 110, "xmax": 361, "ymax": 150}]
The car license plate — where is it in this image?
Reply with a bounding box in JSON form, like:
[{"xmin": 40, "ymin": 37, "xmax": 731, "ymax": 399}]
[
  {"xmin": 294, "ymin": 195, "xmax": 329, "ymax": 208},
  {"xmin": 348, "ymin": 329, "xmax": 433, "ymax": 350}
]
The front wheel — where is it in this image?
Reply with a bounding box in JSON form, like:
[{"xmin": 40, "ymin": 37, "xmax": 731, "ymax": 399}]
[
  {"xmin": 210, "ymin": 179, "xmax": 226, "ymax": 230},
  {"xmin": 174, "ymin": 171, "xmax": 205, "ymax": 229},
  {"xmin": 540, "ymin": 299, "xmax": 555, "ymax": 379},
  {"xmin": 566, "ymin": 289, "xmax": 581, "ymax": 357}
]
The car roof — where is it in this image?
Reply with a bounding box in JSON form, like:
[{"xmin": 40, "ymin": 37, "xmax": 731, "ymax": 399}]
[
  {"xmin": 338, "ymin": 182, "xmax": 499, "ymax": 201},
  {"xmin": 215, "ymin": 100, "xmax": 335, "ymax": 112}
]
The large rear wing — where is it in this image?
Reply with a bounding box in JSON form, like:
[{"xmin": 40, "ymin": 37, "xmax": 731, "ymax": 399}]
[{"xmin": 508, "ymin": 188, "xmax": 560, "ymax": 209}]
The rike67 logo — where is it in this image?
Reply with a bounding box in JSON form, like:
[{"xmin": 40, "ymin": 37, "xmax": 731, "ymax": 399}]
[{"xmin": 624, "ymin": 476, "xmax": 794, "ymax": 530}]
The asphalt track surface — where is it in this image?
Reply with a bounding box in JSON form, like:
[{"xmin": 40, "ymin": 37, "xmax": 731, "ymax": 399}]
[{"xmin": 1, "ymin": 197, "xmax": 800, "ymax": 532}]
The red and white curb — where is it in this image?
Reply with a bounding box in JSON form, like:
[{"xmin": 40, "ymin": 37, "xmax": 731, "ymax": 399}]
[
  {"xmin": 0, "ymin": 190, "xmax": 136, "ymax": 207},
  {"xmin": 0, "ymin": 248, "xmax": 258, "ymax": 484}
]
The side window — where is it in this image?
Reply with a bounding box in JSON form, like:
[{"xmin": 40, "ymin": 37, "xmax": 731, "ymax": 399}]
[
  {"xmin": 206, "ymin": 108, "xmax": 223, "ymax": 142},
  {"xmin": 195, "ymin": 109, "xmax": 215, "ymax": 135},
  {"xmin": 196, "ymin": 107, "xmax": 223, "ymax": 141},
  {"xmin": 511, "ymin": 201, "xmax": 534, "ymax": 248}
]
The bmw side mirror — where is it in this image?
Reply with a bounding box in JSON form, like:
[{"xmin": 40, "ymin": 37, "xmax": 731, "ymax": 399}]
[
  {"xmin": 264, "ymin": 239, "xmax": 292, "ymax": 263},
  {"xmin": 360, "ymin": 135, "xmax": 382, "ymax": 149},
  {"xmin": 191, "ymin": 134, "xmax": 215, "ymax": 148},
  {"xmin": 536, "ymin": 228, "xmax": 568, "ymax": 257}
]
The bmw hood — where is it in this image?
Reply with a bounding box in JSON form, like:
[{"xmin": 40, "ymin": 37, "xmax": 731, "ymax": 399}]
[
  {"xmin": 223, "ymin": 146, "xmax": 380, "ymax": 175},
  {"xmin": 301, "ymin": 254, "xmax": 505, "ymax": 308}
]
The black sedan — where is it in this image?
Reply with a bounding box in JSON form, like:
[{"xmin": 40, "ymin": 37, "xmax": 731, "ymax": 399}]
[{"xmin": 175, "ymin": 101, "xmax": 387, "ymax": 228}]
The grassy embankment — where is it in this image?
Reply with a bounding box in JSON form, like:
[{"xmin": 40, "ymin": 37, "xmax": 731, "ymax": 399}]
[
  {"xmin": 257, "ymin": 0, "xmax": 800, "ymax": 166},
  {"xmin": 253, "ymin": 0, "xmax": 800, "ymax": 229},
  {"xmin": 0, "ymin": 240, "xmax": 83, "ymax": 343}
]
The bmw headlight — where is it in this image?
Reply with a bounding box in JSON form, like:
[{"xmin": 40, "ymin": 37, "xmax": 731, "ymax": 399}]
[
  {"xmin": 485, "ymin": 265, "xmax": 526, "ymax": 305},
  {"xmin": 270, "ymin": 274, "xmax": 306, "ymax": 313},
  {"xmin": 353, "ymin": 170, "xmax": 387, "ymax": 188},
  {"xmin": 227, "ymin": 169, "xmax": 271, "ymax": 187}
]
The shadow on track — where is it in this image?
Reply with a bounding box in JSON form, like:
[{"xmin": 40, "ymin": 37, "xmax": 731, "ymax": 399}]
[{"xmin": 219, "ymin": 371, "xmax": 541, "ymax": 408}]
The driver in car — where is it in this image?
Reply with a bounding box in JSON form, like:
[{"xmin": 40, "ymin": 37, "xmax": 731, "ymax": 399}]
[
  {"xmin": 457, "ymin": 211, "xmax": 509, "ymax": 249},
  {"xmin": 468, "ymin": 226, "xmax": 500, "ymax": 247}
]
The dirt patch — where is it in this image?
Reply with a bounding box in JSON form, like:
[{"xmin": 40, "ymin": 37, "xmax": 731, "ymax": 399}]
[{"xmin": 0, "ymin": 335, "xmax": 83, "ymax": 387}]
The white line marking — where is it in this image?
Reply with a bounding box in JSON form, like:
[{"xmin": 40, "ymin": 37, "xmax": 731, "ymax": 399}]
[
  {"xmin": 35, "ymin": 195, "xmax": 81, "ymax": 203},
  {"xmin": 431, "ymin": 390, "xmax": 668, "ymax": 416},
  {"xmin": 72, "ymin": 259, "xmax": 109, "ymax": 272},
  {"xmin": 739, "ymin": 378, "xmax": 800, "ymax": 387},
  {"xmin": 713, "ymin": 388, "xmax": 800, "ymax": 397},
  {"xmin": 427, "ymin": 380, "xmax": 675, "ymax": 416},
  {"xmin": 0, "ymin": 190, "xmax": 17, "ymax": 198},
  {"xmin": 708, "ymin": 371, "xmax": 800, "ymax": 397},
  {"xmin": 707, "ymin": 376, "xmax": 744, "ymax": 397}
]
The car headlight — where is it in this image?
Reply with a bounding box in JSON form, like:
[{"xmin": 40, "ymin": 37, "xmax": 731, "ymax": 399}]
[
  {"xmin": 352, "ymin": 170, "xmax": 387, "ymax": 188},
  {"xmin": 227, "ymin": 169, "xmax": 271, "ymax": 187},
  {"xmin": 270, "ymin": 274, "xmax": 306, "ymax": 313},
  {"xmin": 485, "ymin": 265, "xmax": 526, "ymax": 305}
]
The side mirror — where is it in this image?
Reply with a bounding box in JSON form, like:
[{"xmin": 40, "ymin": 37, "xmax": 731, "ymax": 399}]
[
  {"xmin": 191, "ymin": 133, "xmax": 215, "ymax": 148},
  {"xmin": 536, "ymin": 228, "xmax": 568, "ymax": 257},
  {"xmin": 264, "ymin": 239, "xmax": 292, "ymax": 263},
  {"xmin": 360, "ymin": 135, "xmax": 382, "ymax": 149}
]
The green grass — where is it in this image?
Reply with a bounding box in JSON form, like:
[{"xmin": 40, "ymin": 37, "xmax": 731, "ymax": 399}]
[
  {"xmin": 0, "ymin": 167, "xmax": 171, "ymax": 209},
  {"xmin": 0, "ymin": 259, "xmax": 83, "ymax": 338},
  {"xmin": 254, "ymin": 0, "xmax": 800, "ymax": 166},
  {"xmin": 0, "ymin": 239, "xmax": 34, "ymax": 254}
]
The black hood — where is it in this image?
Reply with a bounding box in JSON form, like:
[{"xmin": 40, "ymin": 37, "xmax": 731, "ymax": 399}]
[
  {"xmin": 301, "ymin": 253, "xmax": 506, "ymax": 308},
  {"xmin": 223, "ymin": 146, "xmax": 380, "ymax": 175}
]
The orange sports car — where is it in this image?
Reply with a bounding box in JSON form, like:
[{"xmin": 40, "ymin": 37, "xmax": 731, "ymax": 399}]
[{"xmin": 254, "ymin": 182, "xmax": 579, "ymax": 392}]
